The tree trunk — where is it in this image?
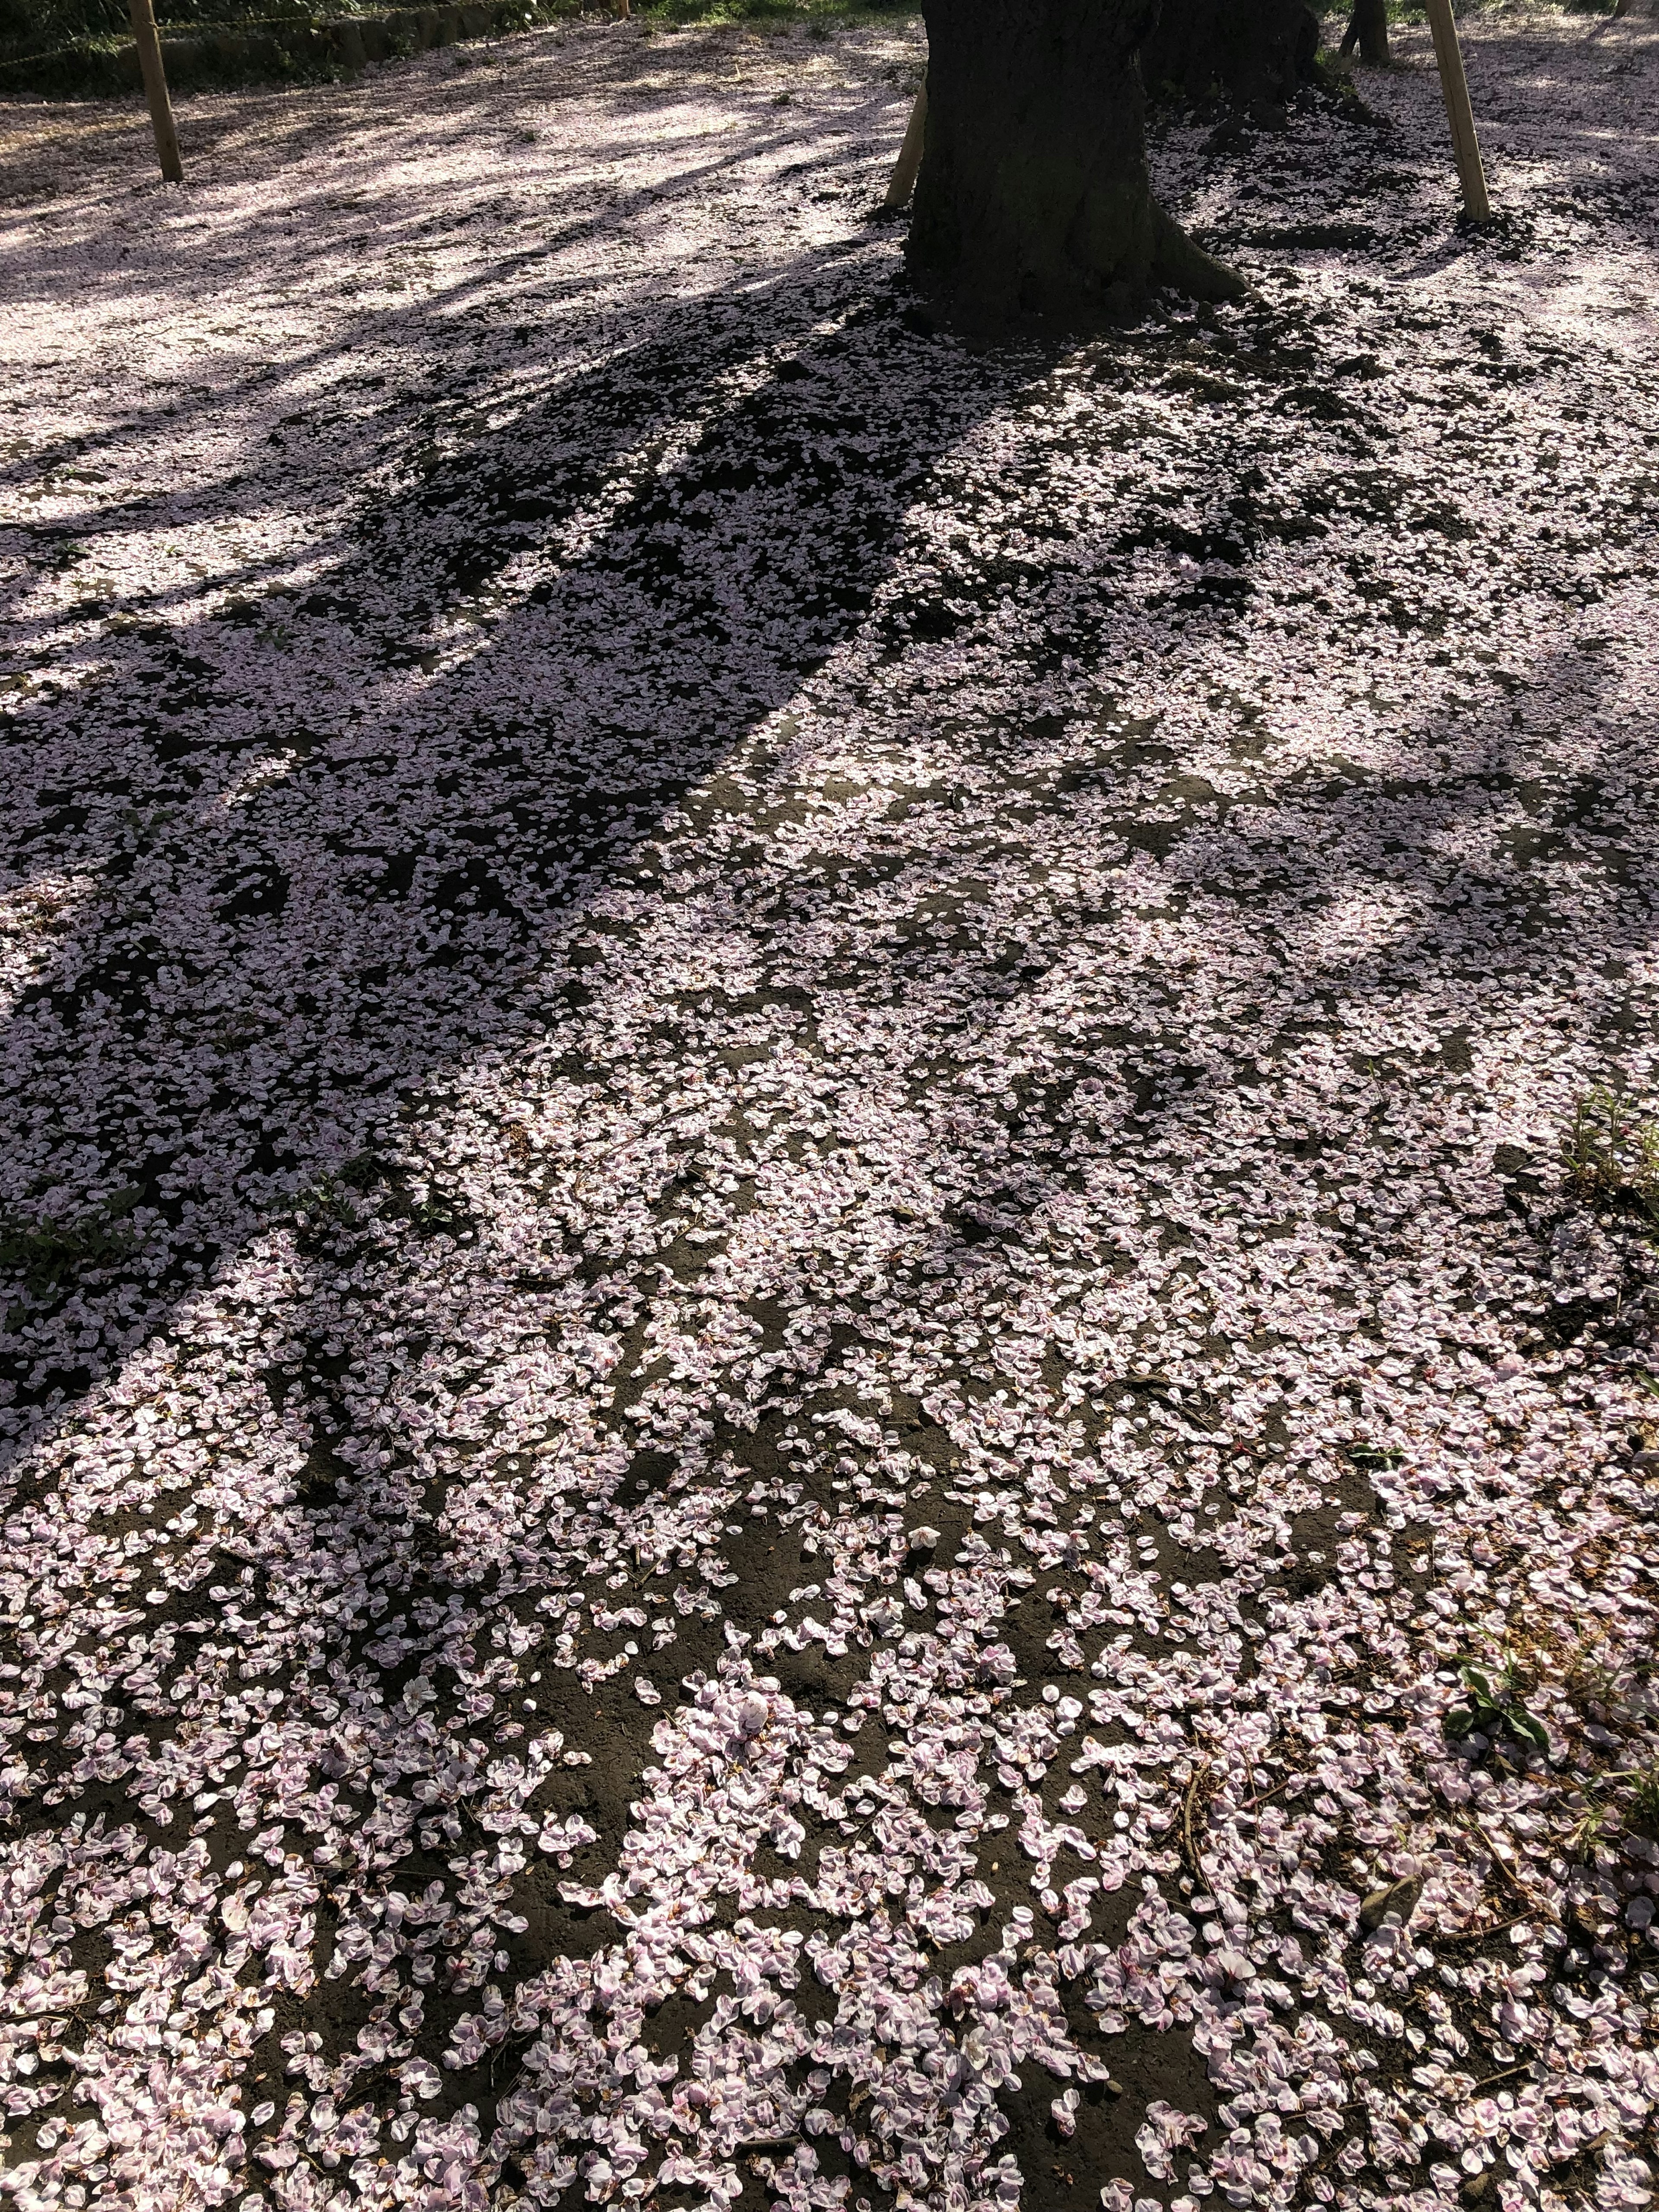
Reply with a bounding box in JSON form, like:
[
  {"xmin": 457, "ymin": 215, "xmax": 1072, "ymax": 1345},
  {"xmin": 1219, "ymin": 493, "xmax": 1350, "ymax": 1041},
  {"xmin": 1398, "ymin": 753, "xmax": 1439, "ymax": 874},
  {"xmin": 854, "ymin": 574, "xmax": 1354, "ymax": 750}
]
[
  {"xmin": 909, "ymin": 0, "xmax": 1243, "ymax": 328},
  {"xmin": 1339, "ymin": 0, "xmax": 1389, "ymax": 65},
  {"xmin": 1138, "ymin": 0, "xmax": 1321, "ymax": 105}
]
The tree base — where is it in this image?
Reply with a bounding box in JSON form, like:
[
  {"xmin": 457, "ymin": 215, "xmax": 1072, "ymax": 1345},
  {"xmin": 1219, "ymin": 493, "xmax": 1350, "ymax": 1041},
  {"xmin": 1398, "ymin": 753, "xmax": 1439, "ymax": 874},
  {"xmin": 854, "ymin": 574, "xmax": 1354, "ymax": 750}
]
[
  {"xmin": 1149, "ymin": 202, "xmax": 1251, "ymax": 305},
  {"xmin": 1140, "ymin": 0, "xmax": 1321, "ymax": 106},
  {"xmin": 908, "ymin": 0, "xmax": 1249, "ymax": 333},
  {"xmin": 907, "ymin": 199, "xmax": 1249, "ymax": 333}
]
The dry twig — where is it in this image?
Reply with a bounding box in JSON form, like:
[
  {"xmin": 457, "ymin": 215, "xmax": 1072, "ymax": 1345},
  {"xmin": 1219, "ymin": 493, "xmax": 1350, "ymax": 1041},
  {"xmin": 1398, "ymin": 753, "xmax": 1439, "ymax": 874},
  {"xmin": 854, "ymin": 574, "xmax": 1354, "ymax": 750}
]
[{"xmin": 1182, "ymin": 1757, "xmax": 1214, "ymax": 1879}]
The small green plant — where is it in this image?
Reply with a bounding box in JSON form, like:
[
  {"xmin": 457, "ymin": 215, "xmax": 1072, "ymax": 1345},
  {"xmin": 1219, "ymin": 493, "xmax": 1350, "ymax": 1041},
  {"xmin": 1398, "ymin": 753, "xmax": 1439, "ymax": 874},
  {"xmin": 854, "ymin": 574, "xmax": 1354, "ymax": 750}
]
[
  {"xmin": 298, "ymin": 1174, "xmax": 362, "ymax": 1230},
  {"xmin": 1572, "ymin": 1759, "xmax": 1659, "ymax": 1847},
  {"xmin": 0, "ymin": 1188, "xmax": 143, "ymax": 1303},
  {"xmin": 1445, "ymin": 1657, "xmax": 1551, "ymax": 1755},
  {"xmin": 409, "ymin": 1191, "xmax": 467, "ymax": 1233},
  {"xmin": 1564, "ymin": 1796, "xmax": 1609, "ymax": 1862},
  {"xmin": 293, "ymin": 1173, "xmax": 369, "ymax": 1255},
  {"xmin": 1562, "ymin": 1084, "xmax": 1659, "ymax": 1221}
]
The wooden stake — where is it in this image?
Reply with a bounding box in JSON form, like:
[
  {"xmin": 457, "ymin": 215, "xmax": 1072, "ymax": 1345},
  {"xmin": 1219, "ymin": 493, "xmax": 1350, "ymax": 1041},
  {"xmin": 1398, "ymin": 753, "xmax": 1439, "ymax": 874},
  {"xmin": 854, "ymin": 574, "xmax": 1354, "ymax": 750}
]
[
  {"xmin": 883, "ymin": 80, "xmax": 927, "ymax": 210},
  {"xmin": 128, "ymin": 0, "xmax": 183, "ymax": 182},
  {"xmin": 1424, "ymin": 0, "xmax": 1490, "ymax": 223}
]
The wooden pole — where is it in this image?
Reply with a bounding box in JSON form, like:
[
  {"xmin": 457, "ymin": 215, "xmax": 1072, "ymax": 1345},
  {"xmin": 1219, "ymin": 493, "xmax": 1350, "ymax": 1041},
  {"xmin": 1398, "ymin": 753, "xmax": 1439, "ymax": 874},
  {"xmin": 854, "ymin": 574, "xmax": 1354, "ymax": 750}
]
[
  {"xmin": 1423, "ymin": 0, "xmax": 1490, "ymax": 223},
  {"xmin": 127, "ymin": 0, "xmax": 183, "ymax": 183},
  {"xmin": 883, "ymin": 81, "xmax": 927, "ymax": 210}
]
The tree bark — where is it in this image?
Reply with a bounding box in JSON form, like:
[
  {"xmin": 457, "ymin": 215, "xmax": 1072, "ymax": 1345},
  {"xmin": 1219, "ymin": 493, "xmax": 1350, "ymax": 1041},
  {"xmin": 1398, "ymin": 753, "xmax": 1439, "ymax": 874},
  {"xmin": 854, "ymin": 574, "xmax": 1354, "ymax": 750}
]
[
  {"xmin": 1138, "ymin": 0, "xmax": 1321, "ymax": 105},
  {"xmin": 1339, "ymin": 0, "xmax": 1390, "ymax": 65},
  {"xmin": 909, "ymin": 0, "xmax": 1243, "ymax": 328}
]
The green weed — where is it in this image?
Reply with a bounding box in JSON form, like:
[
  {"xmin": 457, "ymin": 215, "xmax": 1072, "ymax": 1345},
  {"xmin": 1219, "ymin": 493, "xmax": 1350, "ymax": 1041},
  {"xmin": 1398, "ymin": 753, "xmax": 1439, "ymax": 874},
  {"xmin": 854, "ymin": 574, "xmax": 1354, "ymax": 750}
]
[
  {"xmin": 298, "ymin": 1175, "xmax": 362, "ymax": 1231},
  {"xmin": 292, "ymin": 1172, "xmax": 370, "ymax": 1256},
  {"xmin": 1564, "ymin": 1796, "xmax": 1609, "ymax": 1862},
  {"xmin": 1445, "ymin": 1656, "xmax": 1551, "ymax": 1755},
  {"xmin": 0, "ymin": 1188, "xmax": 143, "ymax": 1303},
  {"xmin": 1562, "ymin": 1084, "xmax": 1659, "ymax": 1220}
]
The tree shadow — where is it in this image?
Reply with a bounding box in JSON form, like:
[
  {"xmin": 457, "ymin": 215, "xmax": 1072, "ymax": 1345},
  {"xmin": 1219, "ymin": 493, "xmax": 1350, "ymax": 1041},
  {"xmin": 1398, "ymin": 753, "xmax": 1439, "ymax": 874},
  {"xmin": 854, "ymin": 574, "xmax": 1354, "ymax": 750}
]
[
  {"xmin": 0, "ymin": 133, "xmax": 1061, "ymax": 2183},
  {"xmin": 0, "ymin": 212, "xmax": 1035, "ymax": 1465}
]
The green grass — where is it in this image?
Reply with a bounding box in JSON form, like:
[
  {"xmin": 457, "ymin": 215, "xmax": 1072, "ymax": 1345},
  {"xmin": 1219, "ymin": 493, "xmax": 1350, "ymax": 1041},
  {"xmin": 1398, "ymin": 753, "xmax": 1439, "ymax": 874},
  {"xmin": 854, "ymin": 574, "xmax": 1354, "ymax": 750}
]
[
  {"xmin": 1, "ymin": 0, "xmax": 906, "ymax": 56},
  {"xmin": 0, "ymin": 0, "xmax": 914, "ymax": 88},
  {"xmin": 1, "ymin": 0, "xmax": 376, "ymax": 62},
  {"xmin": 2, "ymin": 0, "xmax": 559, "ymax": 92}
]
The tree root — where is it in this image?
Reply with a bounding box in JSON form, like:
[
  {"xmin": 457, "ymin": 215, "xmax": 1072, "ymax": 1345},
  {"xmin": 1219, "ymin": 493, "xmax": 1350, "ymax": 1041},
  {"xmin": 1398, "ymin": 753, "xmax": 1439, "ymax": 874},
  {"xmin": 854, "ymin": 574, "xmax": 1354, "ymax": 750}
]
[{"xmin": 1150, "ymin": 201, "xmax": 1252, "ymax": 303}]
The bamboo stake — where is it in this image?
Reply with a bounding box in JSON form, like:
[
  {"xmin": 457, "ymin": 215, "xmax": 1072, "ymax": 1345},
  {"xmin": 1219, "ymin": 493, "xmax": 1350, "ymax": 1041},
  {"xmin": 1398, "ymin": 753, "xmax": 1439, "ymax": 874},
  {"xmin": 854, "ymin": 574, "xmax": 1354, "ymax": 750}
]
[
  {"xmin": 1423, "ymin": 0, "xmax": 1490, "ymax": 223},
  {"xmin": 883, "ymin": 80, "xmax": 927, "ymax": 210},
  {"xmin": 128, "ymin": 0, "xmax": 183, "ymax": 183}
]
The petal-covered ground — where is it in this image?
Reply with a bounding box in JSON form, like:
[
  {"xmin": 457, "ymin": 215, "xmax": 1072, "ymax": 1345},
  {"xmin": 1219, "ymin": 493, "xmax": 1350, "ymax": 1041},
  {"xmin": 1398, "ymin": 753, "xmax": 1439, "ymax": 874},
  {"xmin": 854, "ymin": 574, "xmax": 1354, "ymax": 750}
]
[{"xmin": 2, "ymin": 10, "xmax": 1658, "ymax": 2210}]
